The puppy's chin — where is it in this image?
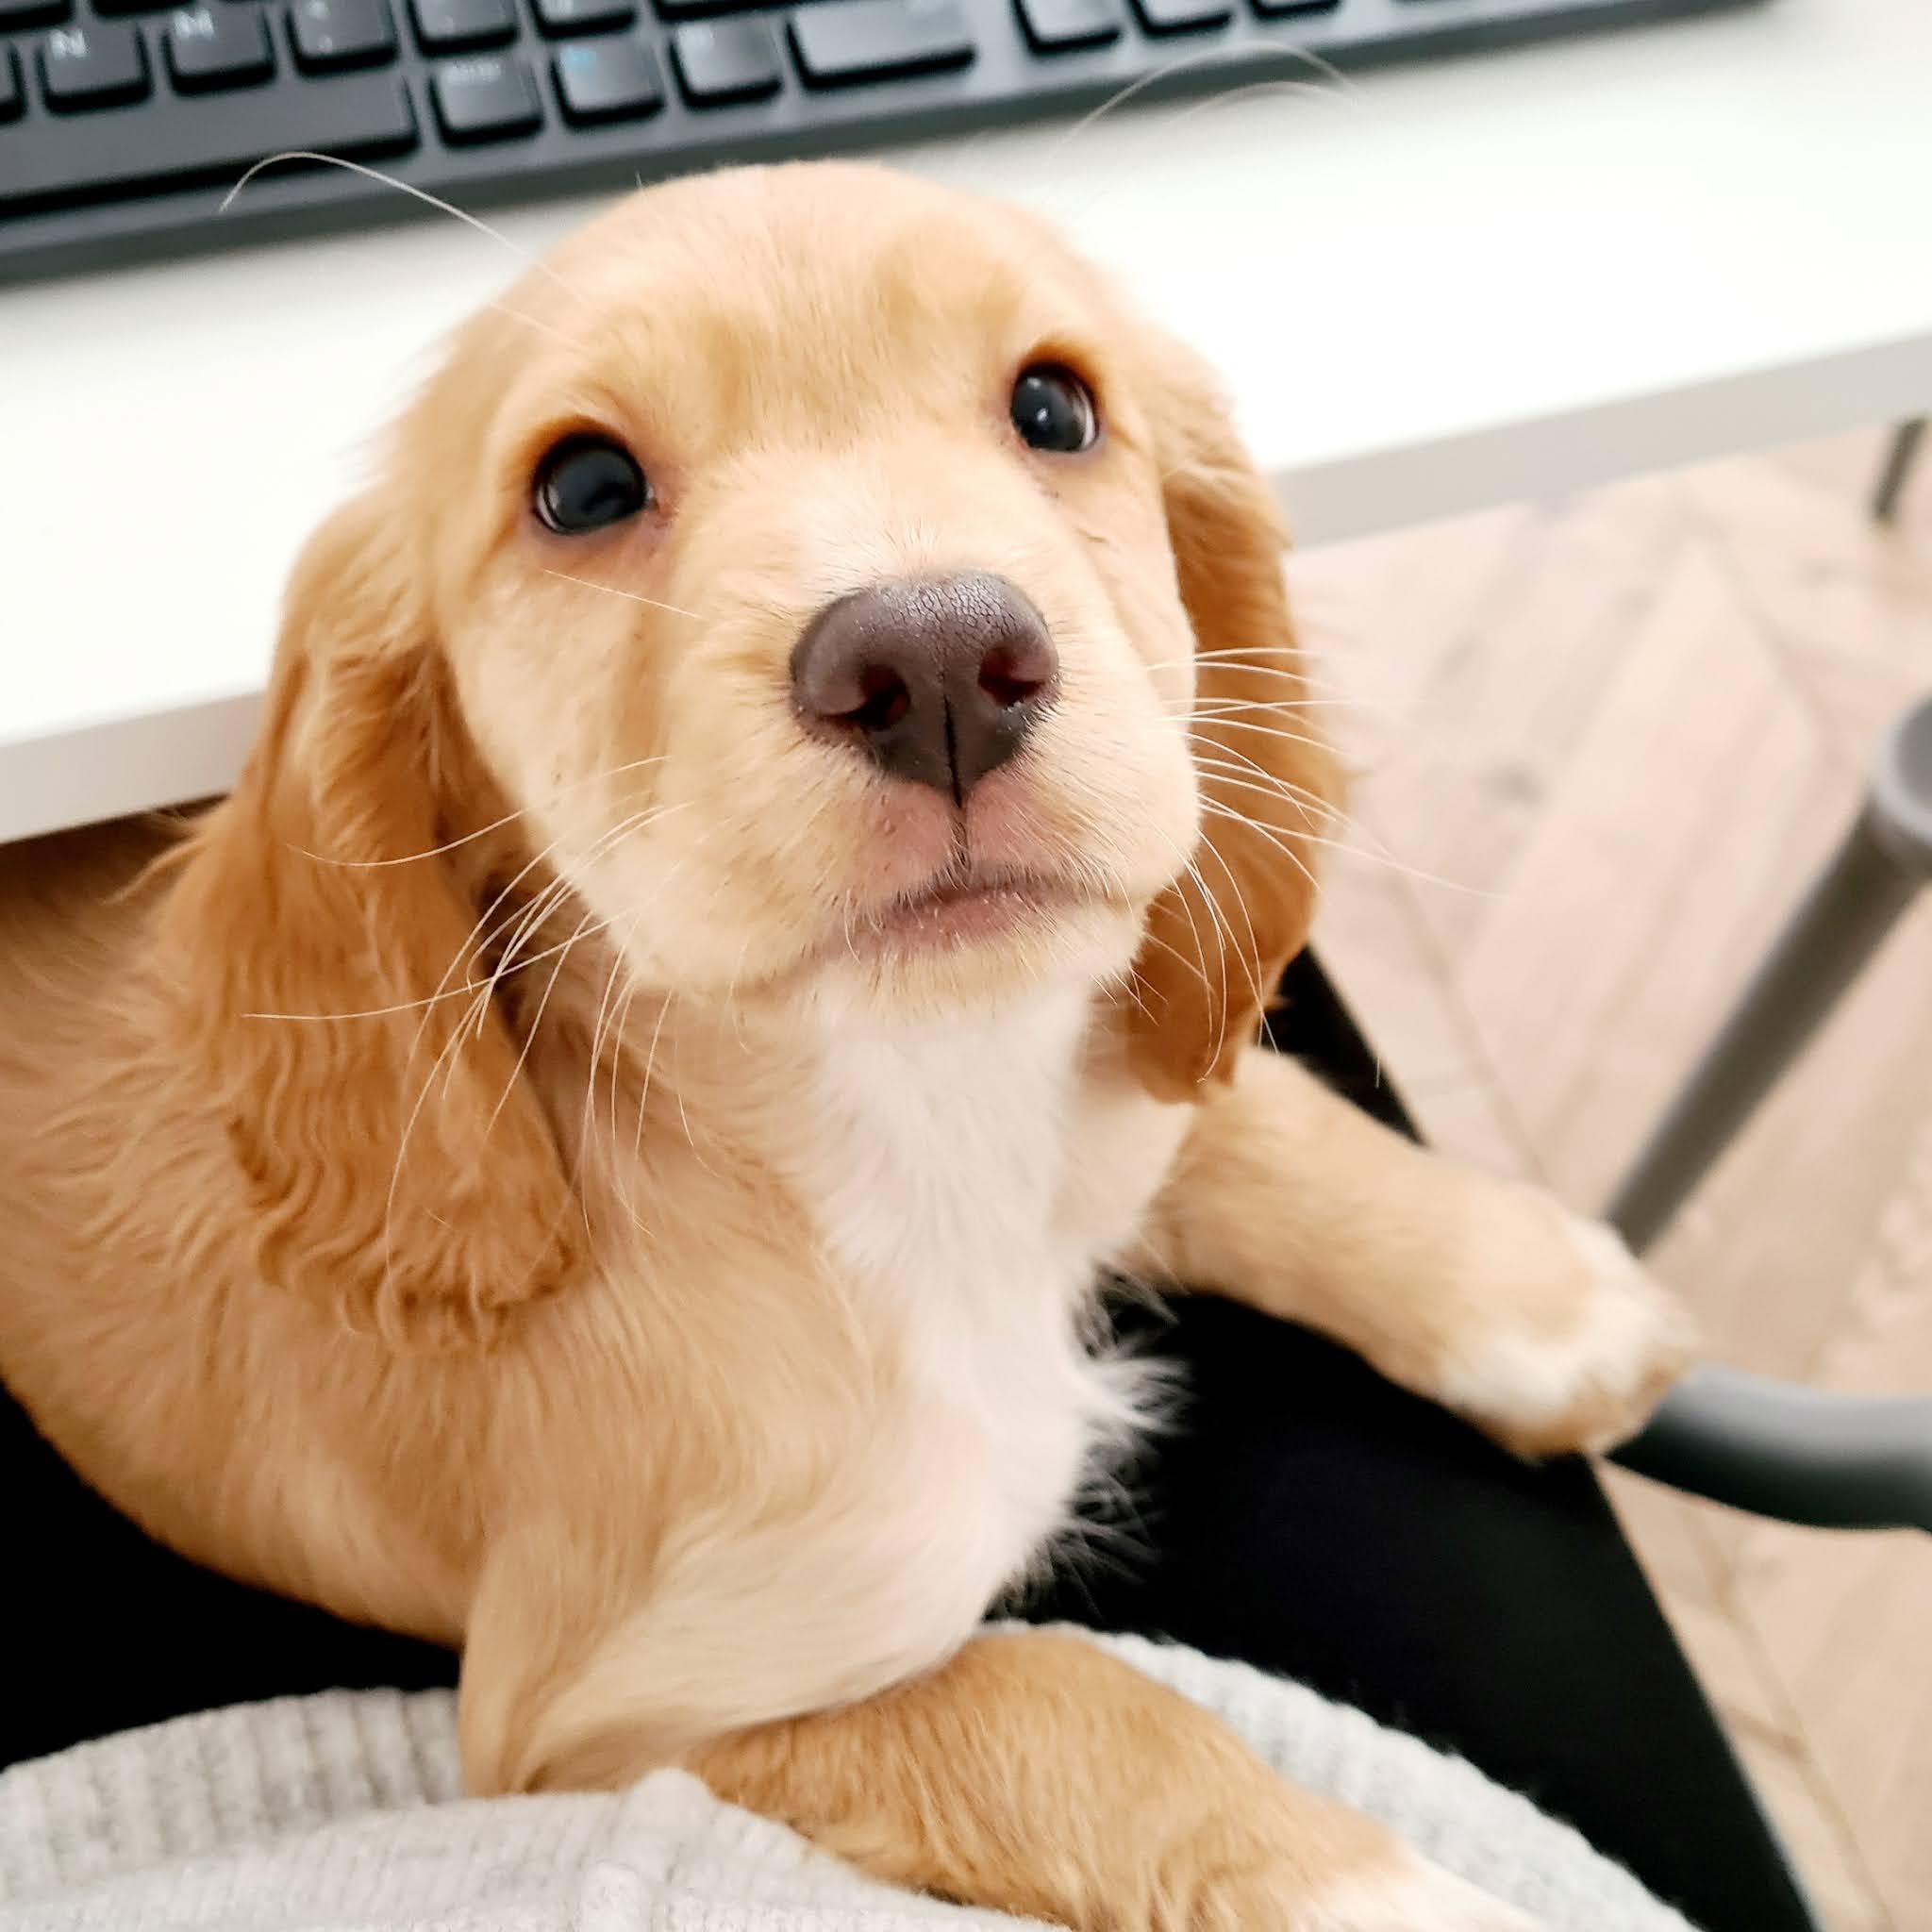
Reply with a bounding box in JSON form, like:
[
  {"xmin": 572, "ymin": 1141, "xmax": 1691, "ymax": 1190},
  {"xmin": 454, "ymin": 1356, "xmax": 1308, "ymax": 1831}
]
[{"xmin": 797, "ymin": 895, "xmax": 1143, "ymax": 1030}]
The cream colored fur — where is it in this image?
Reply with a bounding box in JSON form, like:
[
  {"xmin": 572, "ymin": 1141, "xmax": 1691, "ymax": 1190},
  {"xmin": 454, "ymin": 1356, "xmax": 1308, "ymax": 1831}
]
[{"xmin": 0, "ymin": 163, "xmax": 1694, "ymax": 1931}]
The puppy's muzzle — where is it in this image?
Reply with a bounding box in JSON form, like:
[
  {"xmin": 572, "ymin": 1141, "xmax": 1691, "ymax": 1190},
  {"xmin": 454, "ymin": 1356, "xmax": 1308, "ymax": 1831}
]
[{"xmin": 790, "ymin": 573, "xmax": 1058, "ymax": 807}]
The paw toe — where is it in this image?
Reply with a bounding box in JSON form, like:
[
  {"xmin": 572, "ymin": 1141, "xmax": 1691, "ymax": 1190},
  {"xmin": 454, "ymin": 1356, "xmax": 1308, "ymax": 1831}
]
[
  {"xmin": 1442, "ymin": 1213, "xmax": 1698, "ymax": 1459},
  {"xmin": 1297, "ymin": 1857, "xmax": 1546, "ymax": 1931}
]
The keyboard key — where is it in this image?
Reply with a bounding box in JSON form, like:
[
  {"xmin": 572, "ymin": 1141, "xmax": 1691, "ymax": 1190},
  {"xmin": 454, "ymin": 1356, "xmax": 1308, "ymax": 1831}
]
[
  {"xmin": 431, "ymin": 50, "xmax": 540, "ymax": 137},
  {"xmin": 0, "ymin": 0, "xmax": 68, "ymax": 27},
  {"xmin": 0, "ymin": 71, "xmax": 415, "ymax": 212},
  {"xmin": 290, "ymin": 0, "xmax": 396, "ymax": 71},
  {"xmin": 40, "ymin": 22, "xmax": 148, "ymax": 108},
  {"xmin": 670, "ymin": 18, "xmax": 775, "ymax": 103},
  {"xmin": 1131, "ymin": 0, "xmax": 1228, "ymax": 28},
  {"xmin": 553, "ymin": 35, "xmax": 660, "ymax": 120},
  {"xmin": 412, "ymin": 0, "xmax": 514, "ymax": 52},
  {"xmin": 1015, "ymin": 0, "xmax": 1121, "ymax": 51},
  {"xmin": 0, "ymin": 45, "xmax": 20, "ymax": 119},
  {"xmin": 165, "ymin": 4, "xmax": 274, "ymax": 90},
  {"xmin": 790, "ymin": 0, "xmax": 971, "ymax": 88},
  {"xmin": 535, "ymin": 0, "xmax": 635, "ymax": 33},
  {"xmin": 652, "ymin": 0, "xmax": 767, "ymax": 20}
]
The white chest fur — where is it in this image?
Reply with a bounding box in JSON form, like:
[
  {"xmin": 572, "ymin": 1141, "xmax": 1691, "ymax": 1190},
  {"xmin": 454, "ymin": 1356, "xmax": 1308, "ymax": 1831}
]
[
  {"xmin": 529, "ymin": 995, "xmax": 1175, "ymax": 1761},
  {"xmin": 802, "ymin": 992, "xmax": 1142, "ymax": 1584}
]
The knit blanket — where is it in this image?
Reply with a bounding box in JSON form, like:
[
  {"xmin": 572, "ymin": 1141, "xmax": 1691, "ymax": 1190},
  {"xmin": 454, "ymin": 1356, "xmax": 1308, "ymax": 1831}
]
[{"xmin": 0, "ymin": 1630, "xmax": 1697, "ymax": 1931}]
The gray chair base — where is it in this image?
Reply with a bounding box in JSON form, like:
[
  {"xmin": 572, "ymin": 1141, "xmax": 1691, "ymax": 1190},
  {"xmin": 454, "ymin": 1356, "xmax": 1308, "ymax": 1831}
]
[{"xmin": 1607, "ymin": 694, "xmax": 1932, "ymax": 1533}]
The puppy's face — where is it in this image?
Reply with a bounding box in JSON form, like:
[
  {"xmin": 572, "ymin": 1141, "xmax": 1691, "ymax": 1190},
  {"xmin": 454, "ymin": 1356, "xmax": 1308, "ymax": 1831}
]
[
  {"xmin": 207, "ymin": 162, "xmax": 1332, "ymax": 1335},
  {"xmin": 402, "ymin": 166, "xmax": 1205, "ymax": 1023}
]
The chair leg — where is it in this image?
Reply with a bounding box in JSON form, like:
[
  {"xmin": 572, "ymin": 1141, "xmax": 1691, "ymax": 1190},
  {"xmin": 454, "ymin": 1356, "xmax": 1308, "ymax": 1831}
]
[
  {"xmin": 1605, "ymin": 811, "xmax": 1922, "ymax": 1252},
  {"xmin": 1873, "ymin": 417, "xmax": 1926, "ymax": 524},
  {"xmin": 1607, "ymin": 696, "xmax": 1932, "ymax": 1252}
]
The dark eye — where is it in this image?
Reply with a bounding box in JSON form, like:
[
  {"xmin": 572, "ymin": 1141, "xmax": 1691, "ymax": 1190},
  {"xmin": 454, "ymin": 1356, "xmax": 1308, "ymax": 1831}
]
[
  {"xmin": 532, "ymin": 435, "xmax": 650, "ymax": 535},
  {"xmin": 1010, "ymin": 364, "xmax": 1098, "ymax": 455}
]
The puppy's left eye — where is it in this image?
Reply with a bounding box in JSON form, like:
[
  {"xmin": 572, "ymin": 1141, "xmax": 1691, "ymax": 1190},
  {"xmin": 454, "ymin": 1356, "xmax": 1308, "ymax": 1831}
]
[
  {"xmin": 1010, "ymin": 364, "xmax": 1098, "ymax": 455},
  {"xmin": 533, "ymin": 435, "xmax": 651, "ymax": 535}
]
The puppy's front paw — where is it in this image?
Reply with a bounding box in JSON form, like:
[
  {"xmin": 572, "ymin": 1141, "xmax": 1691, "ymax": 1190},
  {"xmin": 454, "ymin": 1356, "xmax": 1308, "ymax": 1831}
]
[
  {"xmin": 1148, "ymin": 1772, "xmax": 1545, "ymax": 1932},
  {"xmin": 1294, "ymin": 1856, "xmax": 1546, "ymax": 1931},
  {"xmin": 1435, "ymin": 1199, "xmax": 1697, "ymax": 1460},
  {"xmin": 1160, "ymin": 1841, "xmax": 1541, "ymax": 1932}
]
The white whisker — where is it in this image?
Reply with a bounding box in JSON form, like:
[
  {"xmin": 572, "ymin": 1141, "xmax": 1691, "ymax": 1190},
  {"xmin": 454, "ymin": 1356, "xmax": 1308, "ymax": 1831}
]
[
  {"xmin": 218, "ymin": 154, "xmax": 590, "ymax": 325},
  {"xmin": 1196, "ymin": 797, "xmax": 1320, "ymax": 895},
  {"xmin": 1191, "ymin": 747, "xmax": 1332, "ymax": 821},
  {"xmin": 476, "ymin": 806, "xmax": 663, "ymax": 1021},
  {"xmin": 1136, "ymin": 925, "xmax": 1215, "ymax": 1000},
  {"xmin": 287, "ymin": 754, "xmax": 667, "ymax": 869},
  {"xmin": 578, "ymin": 910, "xmax": 642, "ymax": 1184},
  {"xmin": 1197, "ymin": 793, "xmax": 1489, "ymax": 897},
  {"xmin": 622, "ymin": 992, "xmax": 677, "ymax": 1234},
  {"xmin": 378, "ymin": 990, "xmax": 487, "ymax": 1308},
  {"xmin": 541, "ymin": 570, "xmax": 703, "ymax": 621},
  {"xmin": 1192, "ymin": 835, "xmax": 1268, "ymax": 1016},
  {"xmin": 250, "ymin": 801, "xmax": 688, "ymax": 1021},
  {"xmin": 485, "ymin": 905, "xmax": 596, "ymax": 1137},
  {"xmin": 1185, "ymin": 854, "xmax": 1236, "ymax": 1071},
  {"xmin": 1180, "ymin": 704, "xmax": 1370, "ymax": 726},
  {"xmin": 1187, "ymin": 717, "xmax": 1332, "ymax": 758},
  {"xmin": 1033, "ymin": 35, "xmax": 1359, "ymax": 177},
  {"xmin": 1138, "ymin": 822, "xmax": 1219, "ymax": 1021},
  {"xmin": 1141, "ymin": 74, "xmax": 1360, "ymax": 151},
  {"xmin": 1144, "ymin": 652, "xmax": 1306, "ymax": 676}
]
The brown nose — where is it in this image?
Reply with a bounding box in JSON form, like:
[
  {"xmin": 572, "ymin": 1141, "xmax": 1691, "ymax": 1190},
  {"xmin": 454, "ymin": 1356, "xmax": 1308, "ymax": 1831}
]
[{"xmin": 790, "ymin": 573, "xmax": 1059, "ymax": 806}]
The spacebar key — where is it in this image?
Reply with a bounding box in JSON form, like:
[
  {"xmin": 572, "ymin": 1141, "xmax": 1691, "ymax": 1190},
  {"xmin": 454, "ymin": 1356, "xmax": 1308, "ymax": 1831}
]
[
  {"xmin": 0, "ymin": 75, "xmax": 417, "ymax": 215},
  {"xmin": 790, "ymin": 0, "xmax": 973, "ymax": 87}
]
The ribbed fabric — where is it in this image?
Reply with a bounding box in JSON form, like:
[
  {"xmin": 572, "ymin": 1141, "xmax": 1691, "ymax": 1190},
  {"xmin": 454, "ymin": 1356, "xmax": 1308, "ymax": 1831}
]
[{"xmin": 0, "ymin": 1630, "xmax": 1697, "ymax": 1930}]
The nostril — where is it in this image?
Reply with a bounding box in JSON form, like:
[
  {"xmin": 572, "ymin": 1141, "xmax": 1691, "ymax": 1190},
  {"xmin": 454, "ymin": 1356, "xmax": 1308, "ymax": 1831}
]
[
  {"xmin": 836, "ymin": 663, "xmax": 913, "ymax": 735},
  {"xmin": 977, "ymin": 640, "xmax": 1056, "ymax": 710}
]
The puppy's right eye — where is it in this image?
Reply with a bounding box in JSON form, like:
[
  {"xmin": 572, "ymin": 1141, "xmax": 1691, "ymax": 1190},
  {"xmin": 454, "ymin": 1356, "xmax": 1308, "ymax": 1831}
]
[{"xmin": 532, "ymin": 436, "xmax": 650, "ymax": 535}]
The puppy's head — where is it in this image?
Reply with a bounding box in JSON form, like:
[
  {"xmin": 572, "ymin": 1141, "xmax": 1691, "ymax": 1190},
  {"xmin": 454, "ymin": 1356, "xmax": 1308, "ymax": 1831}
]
[{"xmin": 183, "ymin": 165, "xmax": 1336, "ymax": 1341}]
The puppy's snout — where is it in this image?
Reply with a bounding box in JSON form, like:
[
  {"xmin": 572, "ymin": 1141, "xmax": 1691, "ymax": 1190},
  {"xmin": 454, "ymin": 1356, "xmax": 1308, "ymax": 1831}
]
[{"xmin": 790, "ymin": 573, "xmax": 1058, "ymax": 805}]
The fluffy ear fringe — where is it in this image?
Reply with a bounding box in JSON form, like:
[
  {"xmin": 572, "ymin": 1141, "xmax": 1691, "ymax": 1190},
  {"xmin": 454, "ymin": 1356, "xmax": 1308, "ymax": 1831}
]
[
  {"xmin": 1123, "ymin": 341, "xmax": 1343, "ymax": 1102},
  {"xmin": 158, "ymin": 493, "xmax": 583, "ymax": 1352}
]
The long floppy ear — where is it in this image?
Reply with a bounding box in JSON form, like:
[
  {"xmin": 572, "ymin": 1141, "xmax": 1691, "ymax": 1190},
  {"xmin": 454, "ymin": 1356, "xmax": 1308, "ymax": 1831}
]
[
  {"xmin": 158, "ymin": 494, "xmax": 582, "ymax": 1351},
  {"xmin": 1123, "ymin": 341, "xmax": 1345, "ymax": 1103}
]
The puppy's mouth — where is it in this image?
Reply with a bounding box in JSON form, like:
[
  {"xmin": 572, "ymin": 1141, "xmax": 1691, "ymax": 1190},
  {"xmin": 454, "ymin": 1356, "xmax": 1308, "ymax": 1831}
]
[{"xmin": 847, "ymin": 866, "xmax": 1104, "ymax": 956}]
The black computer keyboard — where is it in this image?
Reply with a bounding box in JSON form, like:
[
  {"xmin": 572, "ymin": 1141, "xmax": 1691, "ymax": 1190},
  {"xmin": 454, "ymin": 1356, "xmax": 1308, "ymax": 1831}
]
[{"xmin": 0, "ymin": 0, "xmax": 1750, "ymax": 282}]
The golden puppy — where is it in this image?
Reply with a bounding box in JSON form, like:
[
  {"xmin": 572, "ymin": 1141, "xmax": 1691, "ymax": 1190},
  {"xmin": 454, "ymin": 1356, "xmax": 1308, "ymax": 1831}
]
[{"xmin": 0, "ymin": 163, "xmax": 1692, "ymax": 1929}]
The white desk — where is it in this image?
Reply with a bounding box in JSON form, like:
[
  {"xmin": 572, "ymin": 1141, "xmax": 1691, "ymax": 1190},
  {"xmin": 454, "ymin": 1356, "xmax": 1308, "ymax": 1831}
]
[{"xmin": 3, "ymin": 0, "xmax": 1929, "ymax": 846}]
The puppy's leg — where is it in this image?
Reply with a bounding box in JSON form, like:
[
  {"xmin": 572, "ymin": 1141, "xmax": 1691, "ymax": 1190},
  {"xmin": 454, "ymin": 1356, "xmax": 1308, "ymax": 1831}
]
[
  {"xmin": 468, "ymin": 1591, "xmax": 1536, "ymax": 1932},
  {"xmin": 694, "ymin": 1631, "xmax": 1542, "ymax": 1931},
  {"xmin": 1140, "ymin": 1049, "xmax": 1695, "ymax": 1457},
  {"xmin": 458, "ymin": 1529, "xmax": 1534, "ymax": 1930}
]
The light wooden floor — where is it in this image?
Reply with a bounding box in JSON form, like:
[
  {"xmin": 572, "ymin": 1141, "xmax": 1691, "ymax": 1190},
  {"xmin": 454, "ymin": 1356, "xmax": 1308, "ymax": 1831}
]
[{"xmin": 1291, "ymin": 427, "xmax": 1932, "ymax": 1931}]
